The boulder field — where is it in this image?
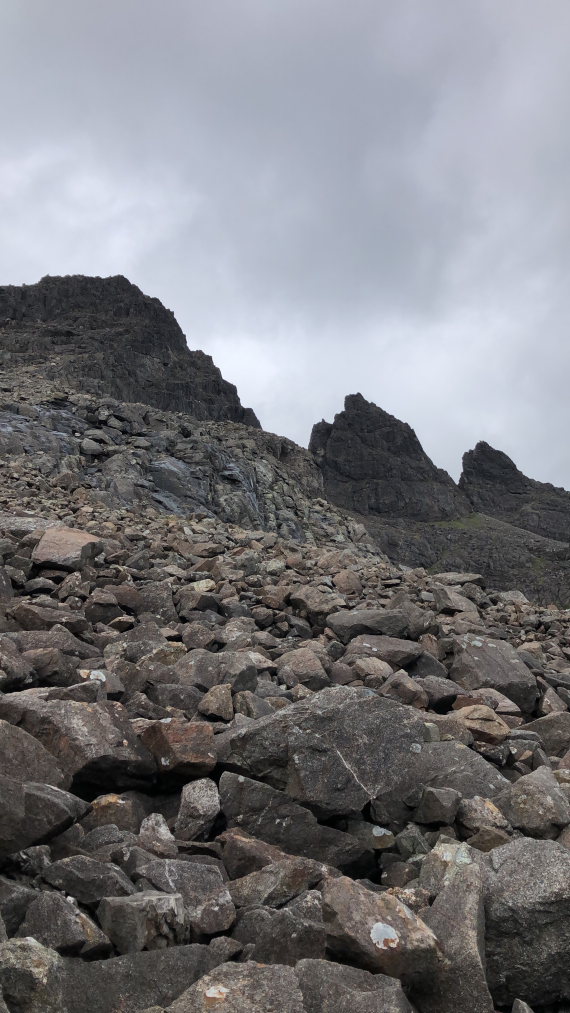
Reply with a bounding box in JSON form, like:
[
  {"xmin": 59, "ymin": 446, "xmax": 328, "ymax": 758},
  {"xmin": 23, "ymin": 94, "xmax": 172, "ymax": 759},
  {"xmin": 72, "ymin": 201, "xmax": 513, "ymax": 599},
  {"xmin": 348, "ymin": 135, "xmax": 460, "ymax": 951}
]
[{"xmin": 0, "ymin": 505, "xmax": 569, "ymax": 1012}]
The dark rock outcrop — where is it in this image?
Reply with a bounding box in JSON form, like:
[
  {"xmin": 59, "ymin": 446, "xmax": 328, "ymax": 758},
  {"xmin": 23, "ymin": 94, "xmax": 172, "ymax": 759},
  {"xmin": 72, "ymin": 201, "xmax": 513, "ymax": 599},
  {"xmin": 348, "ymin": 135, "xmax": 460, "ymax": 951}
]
[
  {"xmin": 310, "ymin": 394, "xmax": 570, "ymax": 604},
  {"xmin": 460, "ymin": 440, "xmax": 570, "ymax": 543},
  {"xmin": 0, "ymin": 275, "xmax": 260, "ymax": 427},
  {"xmin": 309, "ymin": 394, "xmax": 470, "ymax": 521}
]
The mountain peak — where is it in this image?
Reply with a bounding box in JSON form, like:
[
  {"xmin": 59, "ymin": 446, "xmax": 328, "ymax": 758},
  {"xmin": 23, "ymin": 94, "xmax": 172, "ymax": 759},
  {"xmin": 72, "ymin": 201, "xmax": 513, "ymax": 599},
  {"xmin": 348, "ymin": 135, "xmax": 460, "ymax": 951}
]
[{"xmin": 0, "ymin": 275, "xmax": 260, "ymax": 427}]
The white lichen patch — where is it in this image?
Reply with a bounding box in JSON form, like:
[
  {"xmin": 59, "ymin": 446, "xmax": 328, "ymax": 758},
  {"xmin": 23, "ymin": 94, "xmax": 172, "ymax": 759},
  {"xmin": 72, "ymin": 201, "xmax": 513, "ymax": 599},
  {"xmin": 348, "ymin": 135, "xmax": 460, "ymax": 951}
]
[
  {"xmin": 204, "ymin": 984, "xmax": 230, "ymax": 1004},
  {"xmin": 370, "ymin": 921, "xmax": 399, "ymax": 949}
]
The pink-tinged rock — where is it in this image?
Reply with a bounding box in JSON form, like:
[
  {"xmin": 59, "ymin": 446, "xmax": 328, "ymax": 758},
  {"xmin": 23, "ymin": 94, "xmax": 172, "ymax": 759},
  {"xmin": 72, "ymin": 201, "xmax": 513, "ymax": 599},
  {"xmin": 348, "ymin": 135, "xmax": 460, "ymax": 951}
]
[
  {"xmin": 321, "ymin": 874, "xmax": 443, "ymax": 984},
  {"xmin": 140, "ymin": 719, "xmax": 216, "ymax": 777},
  {"xmin": 32, "ymin": 527, "xmax": 103, "ymax": 571}
]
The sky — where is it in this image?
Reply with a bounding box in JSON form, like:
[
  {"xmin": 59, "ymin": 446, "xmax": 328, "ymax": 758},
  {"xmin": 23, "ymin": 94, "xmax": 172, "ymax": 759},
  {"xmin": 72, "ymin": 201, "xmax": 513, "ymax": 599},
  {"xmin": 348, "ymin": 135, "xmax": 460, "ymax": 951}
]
[{"xmin": 1, "ymin": 1, "xmax": 570, "ymax": 487}]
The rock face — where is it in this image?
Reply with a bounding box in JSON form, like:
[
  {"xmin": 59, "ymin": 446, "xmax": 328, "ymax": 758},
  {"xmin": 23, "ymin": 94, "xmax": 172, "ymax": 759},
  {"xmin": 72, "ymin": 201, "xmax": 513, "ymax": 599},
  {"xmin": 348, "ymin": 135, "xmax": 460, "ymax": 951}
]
[
  {"xmin": 310, "ymin": 394, "xmax": 570, "ymax": 604},
  {"xmin": 309, "ymin": 393, "xmax": 469, "ymax": 521},
  {"xmin": 0, "ymin": 275, "xmax": 260, "ymax": 427},
  {"xmin": 460, "ymin": 440, "xmax": 570, "ymax": 543}
]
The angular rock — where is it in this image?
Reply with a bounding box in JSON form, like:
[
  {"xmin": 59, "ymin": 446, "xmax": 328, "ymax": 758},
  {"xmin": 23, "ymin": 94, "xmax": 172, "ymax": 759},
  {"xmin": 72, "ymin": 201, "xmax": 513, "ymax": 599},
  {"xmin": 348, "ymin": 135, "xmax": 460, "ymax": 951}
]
[
  {"xmin": 16, "ymin": 891, "xmax": 112, "ymax": 957},
  {"xmin": 225, "ymin": 686, "xmax": 427, "ymax": 817},
  {"xmin": 43, "ymin": 855, "xmax": 135, "ymax": 906},
  {"xmin": 60, "ymin": 943, "xmax": 222, "ymax": 1013},
  {"xmin": 320, "ymin": 874, "xmax": 442, "ymax": 983},
  {"xmin": 0, "ymin": 695, "xmax": 155, "ymax": 788},
  {"xmin": 139, "ymin": 719, "xmax": 215, "ymax": 777},
  {"xmin": 165, "ymin": 961, "xmax": 305, "ymax": 1013},
  {"xmin": 295, "ymin": 957, "xmax": 415, "ymax": 1013},
  {"xmin": 493, "ymin": 767, "xmax": 570, "ymax": 838},
  {"xmin": 135, "ymin": 859, "xmax": 235, "ymax": 936},
  {"xmin": 219, "ymin": 773, "xmax": 367, "ymax": 866},
  {"xmin": 450, "ymin": 633, "xmax": 538, "ymax": 713},
  {"xmin": 174, "ymin": 779, "xmax": 220, "ymax": 840},
  {"xmin": 420, "ymin": 862, "xmax": 494, "ymax": 1013},
  {"xmin": 483, "ymin": 838, "xmax": 570, "ymax": 1006},
  {"xmin": 32, "ymin": 526, "xmax": 103, "ymax": 571},
  {"xmin": 0, "ymin": 938, "xmax": 63, "ymax": 1013},
  {"xmin": 0, "ymin": 719, "xmax": 69, "ymax": 788},
  {"xmin": 0, "ymin": 777, "xmax": 89, "ymax": 859},
  {"xmin": 97, "ymin": 891, "xmax": 187, "ymax": 953}
]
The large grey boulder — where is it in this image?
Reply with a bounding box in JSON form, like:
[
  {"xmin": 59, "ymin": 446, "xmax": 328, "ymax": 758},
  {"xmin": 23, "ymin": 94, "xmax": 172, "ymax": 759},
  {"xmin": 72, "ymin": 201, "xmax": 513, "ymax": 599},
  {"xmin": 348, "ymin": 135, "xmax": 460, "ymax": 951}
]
[
  {"xmin": 0, "ymin": 776, "xmax": 89, "ymax": 859},
  {"xmin": 449, "ymin": 633, "xmax": 538, "ymax": 713},
  {"xmin": 165, "ymin": 961, "xmax": 305, "ymax": 1013},
  {"xmin": 420, "ymin": 862, "xmax": 494, "ymax": 1013},
  {"xmin": 219, "ymin": 773, "xmax": 367, "ymax": 867},
  {"xmin": 295, "ymin": 958, "xmax": 415, "ymax": 1013},
  {"xmin": 60, "ymin": 944, "xmax": 223, "ymax": 1013},
  {"xmin": 320, "ymin": 874, "xmax": 443, "ymax": 984},
  {"xmin": 482, "ymin": 838, "xmax": 570, "ymax": 1006},
  {"xmin": 225, "ymin": 687, "xmax": 428, "ymax": 817}
]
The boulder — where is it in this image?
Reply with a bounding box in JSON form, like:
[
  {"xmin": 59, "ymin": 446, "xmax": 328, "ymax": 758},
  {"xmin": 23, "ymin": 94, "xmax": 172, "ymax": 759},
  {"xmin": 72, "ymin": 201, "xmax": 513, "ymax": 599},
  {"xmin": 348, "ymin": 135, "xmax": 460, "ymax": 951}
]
[
  {"xmin": 295, "ymin": 957, "xmax": 415, "ymax": 1013},
  {"xmin": 32, "ymin": 526, "xmax": 103, "ymax": 571},
  {"xmin": 165, "ymin": 961, "xmax": 305, "ymax": 1013},
  {"xmin": 483, "ymin": 838, "xmax": 570, "ymax": 1006},
  {"xmin": 450, "ymin": 633, "xmax": 538, "ymax": 713},
  {"xmin": 219, "ymin": 773, "xmax": 367, "ymax": 867},
  {"xmin": 225, "ymin": 686, "xmax": 427, "ymax": 817},
  {"xmin": 0, "ymin": 777, "xmax": 89, "ymax": 859},
  {"xmin": 320, "ymin": 874, "xmax": 442, "ymax": 983}
]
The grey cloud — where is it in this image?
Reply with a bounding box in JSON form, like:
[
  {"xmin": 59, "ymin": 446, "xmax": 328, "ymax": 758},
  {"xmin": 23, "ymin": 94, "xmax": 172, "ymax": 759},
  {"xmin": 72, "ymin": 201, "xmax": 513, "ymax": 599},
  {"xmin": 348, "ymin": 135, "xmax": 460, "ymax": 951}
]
[{"xmin": 1, "ymin": 0, "xmax": 569, "ymax": 487}]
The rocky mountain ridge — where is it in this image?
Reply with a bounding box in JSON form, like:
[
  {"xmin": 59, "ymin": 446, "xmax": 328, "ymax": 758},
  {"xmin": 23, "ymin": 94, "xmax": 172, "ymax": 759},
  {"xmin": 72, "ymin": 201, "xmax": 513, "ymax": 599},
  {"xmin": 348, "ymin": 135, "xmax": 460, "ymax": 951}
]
[
  {"xmin": 1, "ymin": 274, "xmax": 570, "ymax": 1010},
  {"xmin": 311, "ymin": 394, "xmax": 570, "ymax": 605},
  {"xmin": 0, "ymin": 275, "xmax": 259, "ymax": 427}
]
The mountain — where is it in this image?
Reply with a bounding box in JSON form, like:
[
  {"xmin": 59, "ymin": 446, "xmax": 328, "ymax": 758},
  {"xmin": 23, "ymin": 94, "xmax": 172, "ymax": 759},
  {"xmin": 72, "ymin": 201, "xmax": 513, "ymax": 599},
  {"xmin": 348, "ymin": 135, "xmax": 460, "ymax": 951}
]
[
  {"xmin": 2, "ymin": 275, "xmax": 570, "ymax": 1011},
  {"xmin": 0, "ymin": 274, "xmax": 260, "ymax": 426},
  {"xmin": 460, "ymin": 440, "xmax": 570, "ymax": 543},
  {"xmin": 310, "ymin": 395, "xmax": 570, "ymax": 604},
  {"xmin": 310, "ymin": 392, "xmax": 470, "ymax": 521}
]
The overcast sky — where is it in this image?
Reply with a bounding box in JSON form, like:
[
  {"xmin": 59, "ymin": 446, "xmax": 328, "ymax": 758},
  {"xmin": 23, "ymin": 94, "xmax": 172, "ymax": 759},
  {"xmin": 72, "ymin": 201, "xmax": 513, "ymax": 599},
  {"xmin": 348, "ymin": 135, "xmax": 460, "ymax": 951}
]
[{"xmin": 1, "ymin": 1, "xmax": 570, "ymax": 486}]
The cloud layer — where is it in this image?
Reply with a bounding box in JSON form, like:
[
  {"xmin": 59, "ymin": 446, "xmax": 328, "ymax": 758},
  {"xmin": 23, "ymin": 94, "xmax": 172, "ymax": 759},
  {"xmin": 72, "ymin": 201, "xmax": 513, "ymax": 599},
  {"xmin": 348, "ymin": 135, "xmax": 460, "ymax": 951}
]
[{"xmin": 2, "ymin": 1, "xmax": 569, "ymax": 485}]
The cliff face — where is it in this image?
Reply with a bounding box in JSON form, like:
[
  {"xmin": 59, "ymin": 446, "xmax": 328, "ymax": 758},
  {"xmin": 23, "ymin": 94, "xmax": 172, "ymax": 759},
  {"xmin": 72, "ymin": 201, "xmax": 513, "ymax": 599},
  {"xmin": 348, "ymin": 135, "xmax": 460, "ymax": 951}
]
[
  {"xmin": 309, "ymin": 394, "xmax": 570, "ymax": 604},
  {"xmin": 309, "ymin": 393, "xmax": 471, "ymax": 521},
  {"xmin": 460, "ymin": 441, "xmax": 570, "ymax": 543},
  {"xmin": 0, "ymin": 275, "xmax": 260, "ymax": 427}
]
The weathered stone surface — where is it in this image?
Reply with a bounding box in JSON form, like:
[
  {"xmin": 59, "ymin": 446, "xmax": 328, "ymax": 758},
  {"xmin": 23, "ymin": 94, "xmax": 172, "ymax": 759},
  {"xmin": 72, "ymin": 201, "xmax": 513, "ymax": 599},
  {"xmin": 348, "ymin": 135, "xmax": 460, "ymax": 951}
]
[
  {"xmin": 450, "ymin": 633, "xmax": 538, "ymax": 713},
  {"xmin": 493, "ymin": 767, "xmax": 570, "ymax": 838},
  {"xmin": 0, "ymin": 694, "xmax": 155, "ymax": 787},
  {"xmin": 231, "ymin": 893, "xmax": 326, "ymax": 964},
  {"xmin": 97, "ymin": 891, "xmax": 187, "ymax": 953},
  {"xmin": 16, "ymin": 891, "xmax": 112, "ymax": 957},
  {"xmin": 0, "ymin": 776, "xmax": 89, "ymax": 858},
  {"xmin": 295, "ymin": 958, "xmax": 415, "ymax": 1013},
  {"xmin": 60, "ymin": 944, "xmax": 221, "ymax": 1013},
  {"xmin": 228, "ymin": 857, "xmax": 327, "ymax": 908},
  {"xmin": 43, "ymin": 855, "xmax": 135, "ymax": 906},
  {"xmin": 483, "ymin": 838, "xmax": 570, "ymax": 1006},
  {"xmin": 134, "ymin": 859, "xmax": 235, "ymax": 936},
  {"xmin": 326, "ymin": 602, "xmax": 430, "ymax": 644},
  {"xmin": 225, "ymin": 687, "xmax": 427, "ymax": 817},
  {"xmin": 521, "ymin": 711, "xmax": 570, "ymax": 756},
  {"xmin": 219, "ymin": 773, "xmax": 367, "ymax": 866},
  {"xmin": 0, "ymin": 718, "xmax": 69, "ymax": 788},
  {"xmin": 166, "ymin": 961, "xmax": 305, "ymax": 1013},
  {"xmin": 420, "ymin": 862, "xmax": 495, "ymax": 1013},
  {"xmin": 174, "ymin": 779, "xmax": 220, "ymax": 840},
  {"xmin": 139, "ymin": 719, "xmax": 215, "ymax": 777},
  {"xmin": 0, "ymin": 938, "xmax": 63, "ymax": 1013},
  {"xmin": 321, "ymin": 874, "xmax": 442, "ymax": 983},
  {"xmin": 32, "ymin": 526, "xmax": 103, "ymax": 571}
]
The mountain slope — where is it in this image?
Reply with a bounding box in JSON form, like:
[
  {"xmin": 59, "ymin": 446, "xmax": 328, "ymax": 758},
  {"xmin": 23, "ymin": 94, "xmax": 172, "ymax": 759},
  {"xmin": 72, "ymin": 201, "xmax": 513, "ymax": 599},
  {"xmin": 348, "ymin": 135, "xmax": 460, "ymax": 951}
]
[{"xmin": 0, "ymin": 274, "xmax": 260, "ymax": 427}]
